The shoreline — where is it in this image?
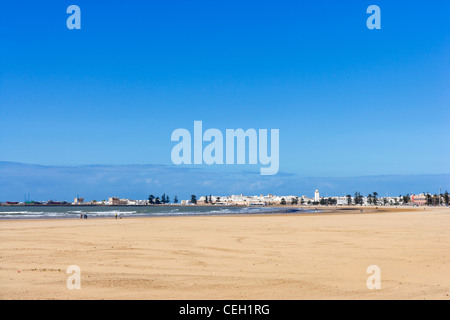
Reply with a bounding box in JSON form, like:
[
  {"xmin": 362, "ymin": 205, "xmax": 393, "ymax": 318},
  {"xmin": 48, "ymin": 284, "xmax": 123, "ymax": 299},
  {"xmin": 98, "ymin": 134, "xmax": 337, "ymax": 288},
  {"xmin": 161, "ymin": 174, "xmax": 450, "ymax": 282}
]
[
  {"xmin": 0, "ymin": 205, "xmax": 436, "ymax": 222},
  {"xmin": 0, "ymin": 206, "xmax": 307, "ymax": 222}
]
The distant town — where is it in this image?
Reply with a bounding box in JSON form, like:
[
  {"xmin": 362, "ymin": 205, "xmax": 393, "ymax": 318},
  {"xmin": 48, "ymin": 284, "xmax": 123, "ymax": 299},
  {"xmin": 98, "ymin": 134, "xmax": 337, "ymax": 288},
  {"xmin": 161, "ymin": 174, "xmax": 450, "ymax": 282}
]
[{"xmin": 1, "ymin": 190, "xmax": 449, "ymax": 207}]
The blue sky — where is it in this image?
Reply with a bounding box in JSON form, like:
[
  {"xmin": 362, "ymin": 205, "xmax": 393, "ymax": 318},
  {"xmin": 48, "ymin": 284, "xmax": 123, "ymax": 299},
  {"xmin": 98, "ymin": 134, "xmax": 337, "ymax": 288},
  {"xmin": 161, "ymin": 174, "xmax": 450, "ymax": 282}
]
[{"xmin": 0, "ymin": 1, "xmax": 449, "ymax": 199}]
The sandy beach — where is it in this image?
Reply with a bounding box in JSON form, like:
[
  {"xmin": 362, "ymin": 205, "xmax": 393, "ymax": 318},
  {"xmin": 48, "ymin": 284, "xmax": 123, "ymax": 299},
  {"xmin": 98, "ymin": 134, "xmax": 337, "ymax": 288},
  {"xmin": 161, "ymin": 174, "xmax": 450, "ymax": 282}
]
[{"xmin": 1, "ymin": 206, "xmax": 449, "ymax": 300}]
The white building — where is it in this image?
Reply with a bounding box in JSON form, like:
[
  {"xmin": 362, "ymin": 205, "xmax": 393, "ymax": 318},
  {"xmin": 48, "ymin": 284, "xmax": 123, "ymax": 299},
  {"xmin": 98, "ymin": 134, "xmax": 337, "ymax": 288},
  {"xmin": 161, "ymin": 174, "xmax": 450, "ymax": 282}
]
[
  {"xmin": 336, "ymin": 197, "xmax": 348, "ymax": 205},
  {"xmin": 314, "ymin": 190, "xmax": 320, "ymax": 203}
]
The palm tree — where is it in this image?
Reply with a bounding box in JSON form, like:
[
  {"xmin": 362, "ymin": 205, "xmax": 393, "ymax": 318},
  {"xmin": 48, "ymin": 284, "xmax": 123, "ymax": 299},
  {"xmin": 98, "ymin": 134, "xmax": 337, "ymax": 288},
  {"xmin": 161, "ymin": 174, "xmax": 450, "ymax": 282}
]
[
  {"xmin": 425, "ymin": 193, "xmax": 432, "ymax": 206},
  {"xmin": 403, "ymin": 194, "xmax": 410, "ymax": 204},
  {"xmin": 432, "ymin": 194, "xmax": 439, "ymax": 206},
  {"xmin": 373, "ymin": 192, "xmax": 378, "ymax": 205},
  {"xmin": 346, "ymin": 195, "xmax": 352, "ymax": 206}
]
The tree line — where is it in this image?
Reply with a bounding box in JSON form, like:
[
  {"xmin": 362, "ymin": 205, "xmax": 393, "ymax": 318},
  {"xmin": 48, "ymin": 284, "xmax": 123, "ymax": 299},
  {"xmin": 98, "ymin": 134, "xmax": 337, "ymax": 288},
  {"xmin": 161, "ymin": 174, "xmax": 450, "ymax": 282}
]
[
  {"xmin": 147, "ymin": 194, "xmax": 215, "ymax": 205},
  {"xmin": 345, "ymin": 191, "xmax": 450, "ymax": 206},
  {"xmin": 148, "ymin": 191, "xmax": 450, "ymax": 206},
  {"xmin": 148, "ymin": 194, "xmax": 178, "ymax": 205}
]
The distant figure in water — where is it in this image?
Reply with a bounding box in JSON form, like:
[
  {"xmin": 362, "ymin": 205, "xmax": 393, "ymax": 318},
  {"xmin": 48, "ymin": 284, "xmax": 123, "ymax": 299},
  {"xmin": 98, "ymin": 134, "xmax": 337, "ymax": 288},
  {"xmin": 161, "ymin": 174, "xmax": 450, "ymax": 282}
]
[
  {"xmin": 80, "ymin": 214, "xmax": 83, "ymax": 219},
  {"xmin": 84, "ymin": 214, "xmax": 87, "ymax": 219}
]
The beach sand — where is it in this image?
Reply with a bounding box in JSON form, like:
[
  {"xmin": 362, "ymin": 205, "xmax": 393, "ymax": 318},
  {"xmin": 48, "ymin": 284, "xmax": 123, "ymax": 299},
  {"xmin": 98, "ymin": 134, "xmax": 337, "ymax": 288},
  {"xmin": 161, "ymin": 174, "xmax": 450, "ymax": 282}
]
[{"xmin": 1, "ymin": 207, "xmax": 449, "ymax": 300}]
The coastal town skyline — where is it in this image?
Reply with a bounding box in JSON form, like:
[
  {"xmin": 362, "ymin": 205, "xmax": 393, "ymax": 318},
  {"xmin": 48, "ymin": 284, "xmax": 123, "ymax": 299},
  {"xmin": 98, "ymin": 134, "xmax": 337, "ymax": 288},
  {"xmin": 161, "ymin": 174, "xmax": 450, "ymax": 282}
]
[{"xmin": 2, "ymin": 188, "xmax": 449, "ymax": 207}]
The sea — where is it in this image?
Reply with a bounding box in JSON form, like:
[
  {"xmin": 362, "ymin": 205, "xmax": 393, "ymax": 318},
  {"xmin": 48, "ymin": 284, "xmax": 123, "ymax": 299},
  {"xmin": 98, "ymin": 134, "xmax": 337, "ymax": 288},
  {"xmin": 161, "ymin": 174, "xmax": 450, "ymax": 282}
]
[{"xmin": 0, "ymin": 205, "xmax": 310, "ymax": 220}]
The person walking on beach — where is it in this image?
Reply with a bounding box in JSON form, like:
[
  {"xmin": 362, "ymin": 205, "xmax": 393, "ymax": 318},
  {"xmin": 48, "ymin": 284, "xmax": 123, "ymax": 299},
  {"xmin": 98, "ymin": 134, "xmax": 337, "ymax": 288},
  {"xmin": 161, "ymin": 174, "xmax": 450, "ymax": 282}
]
[{"xmin": 115, "ymin": 213, "xmax": 117, "ymax": 220}]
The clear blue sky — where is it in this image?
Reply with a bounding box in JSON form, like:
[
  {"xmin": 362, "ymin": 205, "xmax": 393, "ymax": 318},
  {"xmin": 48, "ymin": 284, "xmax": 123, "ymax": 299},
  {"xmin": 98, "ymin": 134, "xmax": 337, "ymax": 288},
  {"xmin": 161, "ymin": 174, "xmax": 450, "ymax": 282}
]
[{"xmin": 1, "ymin": 0, "xmax": 449, "ymax": 178}]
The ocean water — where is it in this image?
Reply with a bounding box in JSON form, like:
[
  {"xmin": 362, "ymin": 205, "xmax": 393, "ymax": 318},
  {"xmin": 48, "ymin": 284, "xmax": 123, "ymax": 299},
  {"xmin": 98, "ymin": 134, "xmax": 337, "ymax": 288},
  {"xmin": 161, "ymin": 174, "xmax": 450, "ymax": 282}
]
[{"xmin": 0, "ymin": 205, "xmax": 308, "ymax": 219}]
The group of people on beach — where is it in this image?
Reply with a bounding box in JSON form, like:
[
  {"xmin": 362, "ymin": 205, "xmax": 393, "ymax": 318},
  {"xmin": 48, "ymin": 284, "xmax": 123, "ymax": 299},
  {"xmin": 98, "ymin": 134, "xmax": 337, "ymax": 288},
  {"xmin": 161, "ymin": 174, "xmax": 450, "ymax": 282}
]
[{"xmin": 79, "ymin": 213, "xmax": 119, "ymax": 219}]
